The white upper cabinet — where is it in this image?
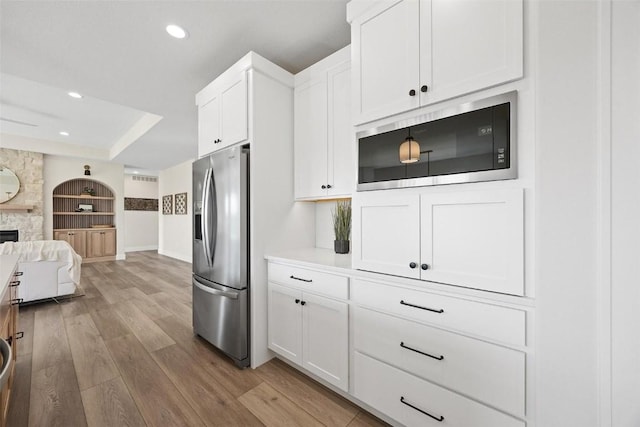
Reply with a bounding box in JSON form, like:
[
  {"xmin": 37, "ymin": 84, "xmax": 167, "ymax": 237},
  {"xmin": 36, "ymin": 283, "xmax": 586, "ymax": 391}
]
[
  {"xmin": 295, "ymin": 79, "xmax": 329, "ymax": 199},
  {"xmin": 352, "ymin": 188, "xmax": 524, "ymax": 295},
  {"xmin": 197, "ymin": 71, "xmax": 248, "ymax": 156},
  {"xmin": 220, "ymin": 72, "xmax": 248, "ymax": 148},
  {"xmin": 198, "ymin": 95, "xmax": 221, "ymax": 157},
  {"xmin": 351, "ymin": 0, "xmax": 420, "ymax": 125},
  {"xmin": 349, "ymin": 0, "xmax": 523, "ymax": 125},
  {"xmin": 294, "ymin": 46, "xmax": 354, "ymax": 200}
]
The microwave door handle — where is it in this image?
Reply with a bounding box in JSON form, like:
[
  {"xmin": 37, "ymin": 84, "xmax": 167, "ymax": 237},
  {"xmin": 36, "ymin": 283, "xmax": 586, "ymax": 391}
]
[
  {"xmin": 201, "ymin": 168, "xmax": 213, "ymax": 267},
  {"xmin": 192, "ymin": 277, "xmax": 239, "ymax": 299}
]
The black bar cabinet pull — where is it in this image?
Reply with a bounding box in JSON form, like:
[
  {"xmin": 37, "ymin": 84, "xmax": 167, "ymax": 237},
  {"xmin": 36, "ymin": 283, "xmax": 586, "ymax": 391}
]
[
  {"xmin": 400, "ymin": 300, "xmax": 444, "ymax": 314},
  {"xmin": 16, "ymin": 332, "xmax": 24, "ymax": 340},
  {"xmin": 400, "ymin": 397, "xmax": 444, "ymax": 422},
  {"xmin": 9, "ymin": 281, "xmax": 20, "ymax": 287},
  {"xmin": 290, "ymin": 275, "xmax": 312, "ymax": 283},
  {"xmin": 400, "ymin": 342, "xmax": 444, "ymax": 361},
  {"xmin": 10, "ymin": 298, "xmax": 23, "ymax": 306},
  {"xmin": 14, "ymin": 271, "xmax": 23, "ymax": 276}
]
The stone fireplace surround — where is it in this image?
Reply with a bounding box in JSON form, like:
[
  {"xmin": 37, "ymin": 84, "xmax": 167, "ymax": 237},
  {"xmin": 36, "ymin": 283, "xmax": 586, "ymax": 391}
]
[{"xmin": 0, "ymin": 148, "xmax": 44, "ymax": 241}]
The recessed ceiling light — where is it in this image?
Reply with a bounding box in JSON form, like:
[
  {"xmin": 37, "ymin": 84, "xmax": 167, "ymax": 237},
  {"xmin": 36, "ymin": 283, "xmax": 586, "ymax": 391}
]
[
  {"xmin": 166, "ymin": 24, "xmax": 188, "ymax": 39},
  {"xmin": 133, "ymin": 171, "xmax": 139, "ymax": 174},
  {"xmin": 59, "ymin": 131, "xmax": 69, "ymax": 136},
  {"xmin": 68, "ymin": 91, "xmax": 83, "ymax": 99}
]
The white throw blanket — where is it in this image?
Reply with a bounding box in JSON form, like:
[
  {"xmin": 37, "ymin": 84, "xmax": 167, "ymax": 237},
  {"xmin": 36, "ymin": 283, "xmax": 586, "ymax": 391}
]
[{"xmin": 0, "ymin": 240, "xmax": 82, "ymax": 284}]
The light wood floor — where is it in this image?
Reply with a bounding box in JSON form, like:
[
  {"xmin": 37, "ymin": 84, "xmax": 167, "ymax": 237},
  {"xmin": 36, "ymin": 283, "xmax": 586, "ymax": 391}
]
[{"xmin": 7, "ymin": 251, "xmax": 387, "ymax": 427}]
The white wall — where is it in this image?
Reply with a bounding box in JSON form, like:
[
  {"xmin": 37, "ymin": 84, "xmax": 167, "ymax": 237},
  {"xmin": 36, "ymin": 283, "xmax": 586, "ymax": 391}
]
[
  {"xmin": 610, "ymin": 1, "xmax": 640, "ymax": 425},
  {"xmin": 158, "ymin": 159, "xmax": 193, "ymax": 262},
  {"xmin": 534, "ymin": 1, "xmax": 601, "ymax": 425},
  {"xmin": 43, "ymin": 155, "xmax": 125, "ymax": 259},
  {"xmin": 124, "ymin": 174, "xmax": 158, "ymax": 252},
  {"xmin": 315, "ymin": 201, "xmax": 334, "ymax": 250}
]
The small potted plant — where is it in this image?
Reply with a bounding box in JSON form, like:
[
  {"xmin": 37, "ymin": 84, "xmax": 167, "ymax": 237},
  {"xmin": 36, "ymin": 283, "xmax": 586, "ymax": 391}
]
[{"xmin": 332, "ymin": 200, "xmax": 351, "ymax": 254}]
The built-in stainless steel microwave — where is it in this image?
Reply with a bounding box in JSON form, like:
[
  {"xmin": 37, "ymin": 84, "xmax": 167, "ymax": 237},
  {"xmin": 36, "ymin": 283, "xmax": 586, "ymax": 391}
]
[{"xmin": 357, "ymin": 92, "xmax": 517, "ymax": 191}]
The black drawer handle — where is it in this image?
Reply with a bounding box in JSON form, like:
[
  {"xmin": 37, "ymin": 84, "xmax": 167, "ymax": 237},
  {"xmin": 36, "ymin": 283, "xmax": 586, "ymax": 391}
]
[
  {"xmin": 16, "ymin": 332, "xmax": 24, "ymax": 340},
  {"xmin": 400, "ymin": 300, "xmax": 444, "ymax": 314},
  {"xmin": 290, "ymin": 275, "xmax": 312, "ymax": 283},
  {"xmin": 10, "ymin": 298, "xmax": 23, "ymax": 306},
  {"xmin": 14, "ymin": 272, "xmax": 23, "ymax": 276},
  {"xmin": 9, "ymin": 281, "xmax": 20, "ymax": 287},
  {"xmin": 400, "ymin": 342, "xmax": 444, "ymax": 361},
  {"xmin": 400, "ymin": 396, "xmax": 444, "ymax": 422}
]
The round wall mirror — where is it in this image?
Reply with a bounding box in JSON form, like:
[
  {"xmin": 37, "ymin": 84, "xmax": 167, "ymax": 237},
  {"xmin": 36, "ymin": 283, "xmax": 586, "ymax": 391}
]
[{"xmin": 0, "ymin": 167, "xmax": 20, "ymax": 203}]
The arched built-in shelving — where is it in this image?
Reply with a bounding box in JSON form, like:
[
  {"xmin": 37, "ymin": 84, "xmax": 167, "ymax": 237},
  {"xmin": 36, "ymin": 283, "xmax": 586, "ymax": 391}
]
[{"xmin": 52, "ymin": 178, "xmax": 117, "ymax": 262}]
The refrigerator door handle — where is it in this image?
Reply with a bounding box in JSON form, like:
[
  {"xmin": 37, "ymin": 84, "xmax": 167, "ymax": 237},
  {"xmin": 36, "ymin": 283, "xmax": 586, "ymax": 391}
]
[
  {"xmin": 192, "ymin": 277, "xmax": 240, "ymax": 300},
  {"xmin": 201, "ymin": 167, "xmax": 213, "ymax": 267}
]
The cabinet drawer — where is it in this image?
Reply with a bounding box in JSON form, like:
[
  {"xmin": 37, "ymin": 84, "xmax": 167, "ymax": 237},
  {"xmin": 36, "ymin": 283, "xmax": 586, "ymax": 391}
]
[
  {"xmin": 351, "ymin": 279, "xmax": 525, "ymax": 346},
  {"xmin": 353, "ymin": 306, "xmax": 525, "ymax": 416},
  {"xmin": 354, "ymin": 352, "xmax": 524, "ymax": 427},
  {"xmin": 268, "ymin": 263, "xmax": 348, "ymax": 300}
]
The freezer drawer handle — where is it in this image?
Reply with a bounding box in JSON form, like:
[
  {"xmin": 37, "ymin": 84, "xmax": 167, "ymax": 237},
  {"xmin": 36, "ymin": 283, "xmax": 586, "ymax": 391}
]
[
  {"xmin": 289, "ymin": 275, "xmax": 312, "ymax": 283},
  {"xmin": 193, "ymin": 278, "xmax": 239, "ymax": 300},
  {"xmin": 400, "ymin": 300, "xmax": 444, "ymax": 314},
  {"xmin": 400, "ymin": 396, "xmax": 444, "ymax": 422},
  {"xmin": 400, "ymin": 342, "xmax": 444, "ymax": 361},
  {"xmin": 9, "ymin": 281, "xmax": 20, "ymax": 287}
]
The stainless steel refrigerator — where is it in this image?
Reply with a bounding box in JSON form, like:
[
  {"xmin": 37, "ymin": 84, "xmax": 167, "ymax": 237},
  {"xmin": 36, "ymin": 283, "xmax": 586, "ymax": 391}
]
[{"xmin": 192, "ymin": 145, "xmax": 250, "ymax": 368}]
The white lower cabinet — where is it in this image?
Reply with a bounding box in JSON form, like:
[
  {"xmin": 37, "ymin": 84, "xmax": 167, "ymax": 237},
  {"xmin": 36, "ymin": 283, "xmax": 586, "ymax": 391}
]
[
  {"xmin": 353, "ymin": 306, "xmax": 525, "ymax": 416},
  {"xmin": 267, "ymin": 263, "xmax": 349, "ymax": 391},
  {"xmin": 354, "ymin": 352, "xmax": 525, "ymax": 427},
  {"xmin": 266, "ymin": 257, "xmax": 528, "ymax": 426},
  {"xmin": 268, "ymin": 283, "xmax": 303, "ymax": 363},
  {"xmin": 302, "ymin": 292, "xmax": 348, "ymax": 389}
]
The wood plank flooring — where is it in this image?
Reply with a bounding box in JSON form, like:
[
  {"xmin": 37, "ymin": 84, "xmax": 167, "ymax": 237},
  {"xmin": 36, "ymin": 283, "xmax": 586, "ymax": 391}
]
[{"xmin": 8, "ymin": 251, "xmax": 388, "ymax": 427}]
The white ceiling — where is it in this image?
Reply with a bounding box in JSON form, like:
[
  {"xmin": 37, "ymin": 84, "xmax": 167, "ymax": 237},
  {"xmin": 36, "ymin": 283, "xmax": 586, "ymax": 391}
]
[{"xmin": 0, "ymin": 0, "xmax": 350, "ymax": 171}]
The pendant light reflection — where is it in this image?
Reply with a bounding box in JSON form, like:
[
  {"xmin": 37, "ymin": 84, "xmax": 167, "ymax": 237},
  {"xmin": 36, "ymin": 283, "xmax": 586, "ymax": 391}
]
[{"xmin": 399, "ymin": 136, "xmax": 420, "ymax": 164}]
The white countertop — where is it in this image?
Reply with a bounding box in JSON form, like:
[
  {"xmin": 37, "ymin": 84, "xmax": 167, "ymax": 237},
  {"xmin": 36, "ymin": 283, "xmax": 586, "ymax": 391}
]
[
  {"xmin": 265, "ymin": 248, "xmax": 353, "ymax": 274},
  {"xmin": 0, "ymin": 254, "xmax": 20, "ymax": 297},
  {"xmin": 265, "ymin": 247, "xmax": 534, "ymax": 307}
]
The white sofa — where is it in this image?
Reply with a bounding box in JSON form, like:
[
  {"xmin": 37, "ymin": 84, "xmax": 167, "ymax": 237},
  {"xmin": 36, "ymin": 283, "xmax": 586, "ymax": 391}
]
[{"xmin": 0, "ymin": 241, "xmax": 81, "ymax": 303}]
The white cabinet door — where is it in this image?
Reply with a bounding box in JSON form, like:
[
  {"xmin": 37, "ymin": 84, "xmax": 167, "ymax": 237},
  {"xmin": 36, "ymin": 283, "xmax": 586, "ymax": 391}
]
[
  {"xmin": 220, "ymin": 71, "xmax": 248, "ymax": 149},
  {"xmin": 327, "ymin": 61, "xmax": 354, "ymax": 197},
  {"xmin": 302, "ymin": 293, "xmax": 349, "ymax": 391},
  {"xmin": 353, "ymin": 192, "xmax": 421, "ymax": 279},
  {"xmin": 422, "ymin": 0, "xmax": 523, "ymax": 105},
  {"xmin": 268, "ymin": 283, "xmax": 302, "ymax": 364},
  {"xmin": 420, "ymin": 189, "xmax": 524, "ymax": 295},
  {"xmin": 352, "ymin": 0, "xmax": 420, "ymax": 124},
  {"xmin": 198, "ymin": 95, "xmax": 220, "ymax": 157},
  {"xmin": 294, "ymin": 78, "xmax": 329, "ymax": 199}
]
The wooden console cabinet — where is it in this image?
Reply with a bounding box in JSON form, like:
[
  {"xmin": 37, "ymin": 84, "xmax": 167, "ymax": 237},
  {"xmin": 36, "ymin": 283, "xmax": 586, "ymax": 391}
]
[{"xmin": 0, "ymin": 255, "xmax": 20, "ymax": 427}]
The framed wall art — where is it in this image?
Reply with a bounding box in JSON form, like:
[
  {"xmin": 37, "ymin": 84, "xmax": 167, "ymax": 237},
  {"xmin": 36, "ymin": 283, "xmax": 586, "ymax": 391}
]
[
  {"xmin": 162, "ymin": 194, "xmax": 173, "ymax": 215},
  {"xmin": 175, "ymin": 192, "xmax": 187, "ymax": 215}
]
